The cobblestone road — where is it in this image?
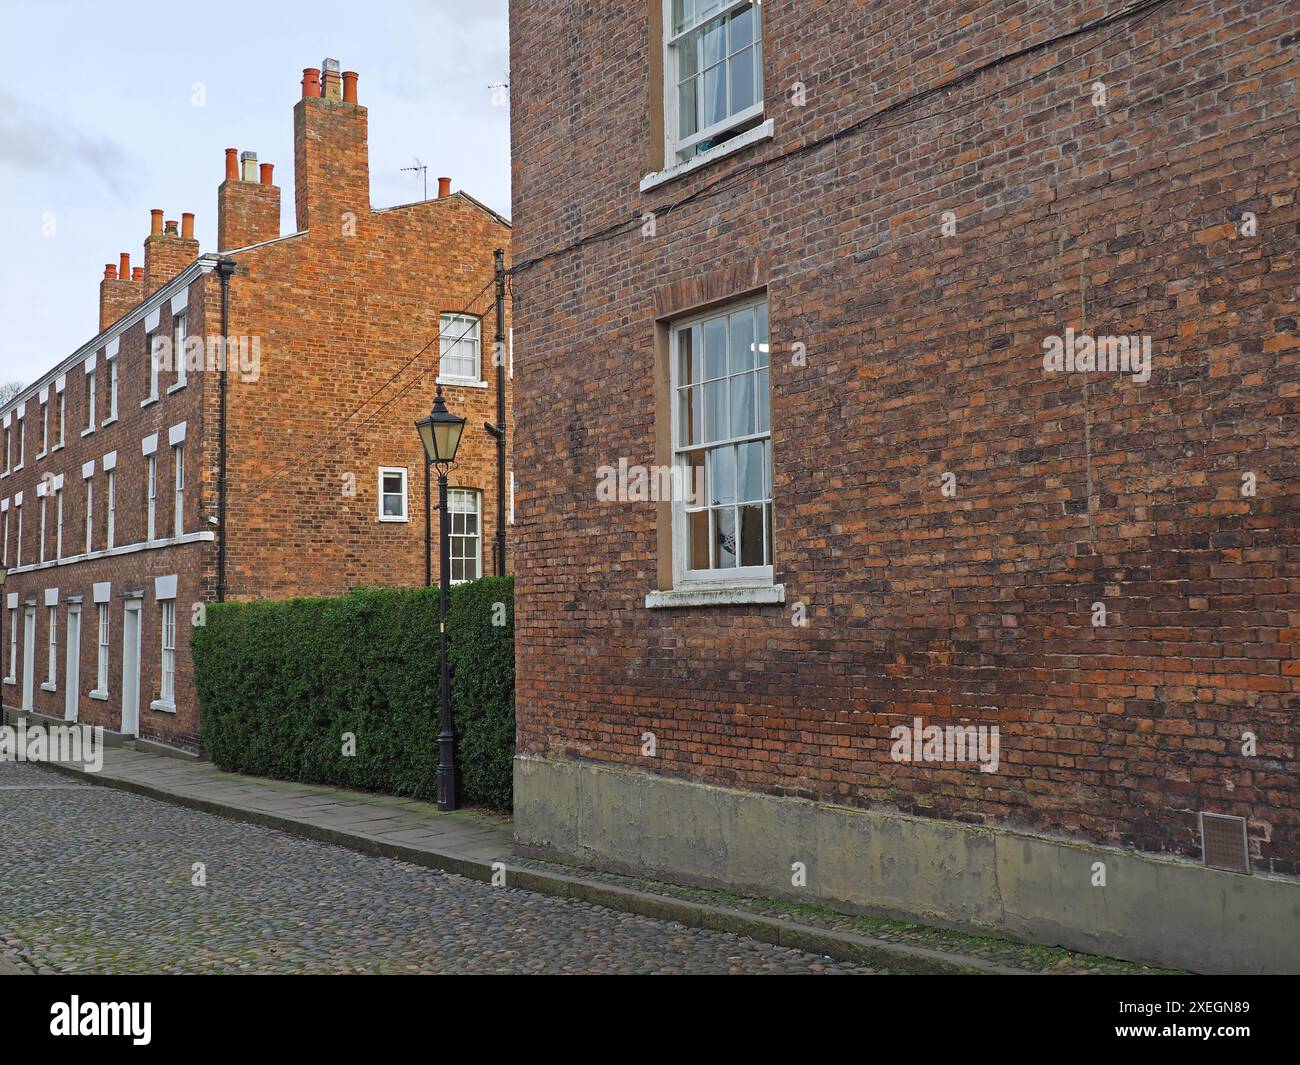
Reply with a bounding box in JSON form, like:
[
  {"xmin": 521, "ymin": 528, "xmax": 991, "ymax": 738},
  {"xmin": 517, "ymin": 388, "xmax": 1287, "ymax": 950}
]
[{"xmin": 0, "ymin": 760, "xmax": 877, "ymax": 974}]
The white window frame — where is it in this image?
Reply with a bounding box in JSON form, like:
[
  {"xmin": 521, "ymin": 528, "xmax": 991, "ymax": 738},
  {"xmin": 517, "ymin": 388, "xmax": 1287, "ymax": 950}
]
[
  {"xmin": 83, "ymin": 480, "xmax": 92, "ymax": 554},
  {"xmin": 106, "ymin": 355, "xmax": 119, "ymax": 422},
  {"xmin": 145, "ymin": 333, "xmax": 160, "ymax": 403},
  {"xmin": 38, "ymin": 401, "xmax": 48, "ymax": 457},
  {"xmin": 2, "ymin": 425, "xmax": 9, "ymax": 475},
  {"xmin": 106, "ymin": 469, "xmax": 116, "ymax": 549},
  {"xmin": 378, "ymin": 467, "xmax": 409, "ymax": 522},
  {"xmin": 1, "ymin": 508, "xmax": 7, "ymax": 567},
  {"xmin": 94, "ymin": 603, "xmax": 110, "ymax": 695},
  {"xmin": 173, "ymin": 444, "xmax": 185, "ymax": 536},
  {"xmin": 14, "ymin": 503, "xmax": 21, "ymax": 567},
  {"xmin": 57, "ymin": 390, "xmax": 65, "ymax": 447},
  {"xmin": 84, "ymin": 369, "xmax": 96, "ymax": 433},
  {"xmin": 438, "ymin": 313, "xmax": 483, "ymax": 385},
  {"xmin": 170, "ymin": 312, "xmax": 188, "ymax": 390},
  {"xmin": 159, "ymin": 600, "xmax": 176, "ymax": 704},
  {"xmin": 663, "ymin": 0, "xmax": 765, "ymax": 166},
  {"xmin": 46, "ymin": 605, "xmax": 57, "ymax": 688},
  {"xmin": 448, "ymin": 488, "xmax": 482, "ymax": 584},
  {"xmin": 668, "ymin": 295, "xmax": 773, "ymax": 591},
  {"xmin": 14, "ymin": 414, "xmax": 23, "ymax": 469},
  {"xmin": 55, "ymin": 487, "xmax": 63, "ymax": 559},
  {"xmin": 38, "ymin": 493, "xmax": 46, "ymax": 563},
  {"xmin": 6, "ymin": 605, "xmax": 16, "ymax": 683},
  {"xmin": 146, "ymin": 455, "xmax": 157, "ymax": 541}
]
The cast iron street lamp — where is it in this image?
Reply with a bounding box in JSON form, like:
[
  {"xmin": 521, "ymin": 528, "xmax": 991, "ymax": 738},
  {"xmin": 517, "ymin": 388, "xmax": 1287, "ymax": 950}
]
[{"xmin": 415, "ymin": 386, "xmax": 466, "ymax": 811}]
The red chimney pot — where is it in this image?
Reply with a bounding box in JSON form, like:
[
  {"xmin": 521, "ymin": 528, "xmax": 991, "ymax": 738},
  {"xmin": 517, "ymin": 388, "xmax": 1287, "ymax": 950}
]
[
  {"xmin": 225, "ymin": 148, "xmax": 239, "ymax": 181},
  {"xmin": 302, "ymin": 68, "xmax": 321, "ymax": 98},
  {"xmin": 181, "ymin": 213, "xmax": 195, "ymax": 240},
  {"xmin": 164, "ymin": 219, "xmax": 179, "ymax": 236},
  {"xmin": 438, "ymin": 176, "xmax": 452, "ymax": 199},
  {"xmin": 119, "ymin": 252, "xmax": 131, "ymax": 278},
  {"xmin": 342, "ymin": 70, "xmax": 358, "ymax": 104},
  {"xmin": 132, "ymin": 267, "xmax": 144, "ymax": 282},
  {"xmin": 150, "ymin": 209, "xmax": 164, "ymax": 237},
  {"xmin": 259, "ymin": 162, "xmax": 274, "ymax": 186},
  {"xmin": 104, "ymin": 264, "xmax": 117, "ymax": 280}
]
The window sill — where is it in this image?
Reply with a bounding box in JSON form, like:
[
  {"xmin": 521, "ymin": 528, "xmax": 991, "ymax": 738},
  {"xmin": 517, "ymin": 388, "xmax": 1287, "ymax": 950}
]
[
  {"xmin": 435, "ymin": 377, "xmax": 488, "ymax": 390},
  {"xmin": 166, "ymin": 381, "xmax": 187, "ymax": 395},
  {"xmin": 52, "ymin": 444, "xmax": 64, "ymax": 453},
  {"xmin": 40, "ymin": 682, "xmax": 57, "ymax": 693},
  {"xmin": 101, "ymin": 416, "xmax": 118, "ymax": 428},
  {"xmin": 645, "ymin": 583, "xmax": 785, "ymax": 609},
  {"xmin": 378, "ymin": 516, "xmax": 410, "ymax": 523},
  {"xmin": 89, "ymin": 689, "xmax": 108, "ymax": 702},
  {"xmin": 140, "ymin": 396, "xmax": 159, "ymax": 409},
  {"xmin": 150, "ymin": 699, "xmax": 176, "ymax": 714},
  {"xmin": 2, "ymin": 677, "xmax": 14, "ymax": 685},
  {"xmin": 641, "ymin": 118, "xmax": 774, "ymax": 193},
  {"xmin": 80, "ymin": 427, "xmax": 95, "ymax": 438},
  {"xmin": 35, "ymin": 450, "xmax": 47, "ymax": 461}
]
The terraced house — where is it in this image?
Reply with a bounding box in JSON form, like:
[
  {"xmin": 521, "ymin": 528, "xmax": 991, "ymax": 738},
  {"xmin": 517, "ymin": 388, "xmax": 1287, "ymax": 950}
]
[
  {"xmin": 1, "ymin": 60, "xmax": 511, "ymax": 754},
  {"xmin": 508, "ymin": 0, "xmax": 1300, "ymax": 973}
]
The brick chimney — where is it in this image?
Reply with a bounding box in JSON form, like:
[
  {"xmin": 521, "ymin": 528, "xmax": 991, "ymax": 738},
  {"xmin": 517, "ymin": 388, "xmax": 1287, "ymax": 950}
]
[
  {"xmin": 294, "ymin": 59, "xmax": 368, "ymax": 235},
  {"xmin": 217, "ymin": 147, "xmax": 281, "ymax": 251},
  {"xmin": 99, "ymin": 252, "xmax": 142, "ymax": 329},
  {"xmin": 143, "ymin": 208, "xmax": 200, "ymax": 296}
]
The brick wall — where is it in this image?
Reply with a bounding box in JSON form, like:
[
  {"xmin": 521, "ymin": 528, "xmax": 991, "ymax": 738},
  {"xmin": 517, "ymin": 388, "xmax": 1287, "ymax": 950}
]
[{"xmin": 509, "ymin": 0, "xmax": 1300, "ymax": 873}]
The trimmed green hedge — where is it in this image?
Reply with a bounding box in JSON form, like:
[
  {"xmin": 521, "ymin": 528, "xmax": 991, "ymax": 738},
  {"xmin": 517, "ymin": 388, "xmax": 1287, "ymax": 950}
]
[{"xmin": 193, "ymin": 577, "xmax": 515, "ymax": 811}]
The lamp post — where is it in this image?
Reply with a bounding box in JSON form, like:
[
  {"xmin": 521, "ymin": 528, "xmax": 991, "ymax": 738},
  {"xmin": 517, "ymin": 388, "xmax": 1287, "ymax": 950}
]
[{"xmin": 415, "ymin": 385, "xmax": 466, "ymax": 811}]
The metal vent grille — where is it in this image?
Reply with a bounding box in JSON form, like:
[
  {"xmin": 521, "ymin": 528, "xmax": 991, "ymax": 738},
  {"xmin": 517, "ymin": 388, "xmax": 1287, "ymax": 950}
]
[{"xmin": 1200, "ymin": 812, "xmax": 1251, "ymax": 875}]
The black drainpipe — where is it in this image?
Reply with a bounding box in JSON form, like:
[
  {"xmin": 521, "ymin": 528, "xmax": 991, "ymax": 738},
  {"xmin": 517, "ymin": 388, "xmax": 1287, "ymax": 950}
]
[{"xmin": 216, "ymin": 257, "xmax": 236, "ymax": 602}]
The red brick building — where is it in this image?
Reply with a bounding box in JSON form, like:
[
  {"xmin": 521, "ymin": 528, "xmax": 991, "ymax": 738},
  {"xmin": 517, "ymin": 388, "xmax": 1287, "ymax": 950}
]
[
  {"xmin": 2, "ymin": 60, "xmax": 511, "ymax": 755},
  {"xmin": 507, "ymin": 0, "xmax": 1300, "ymax": 972}
]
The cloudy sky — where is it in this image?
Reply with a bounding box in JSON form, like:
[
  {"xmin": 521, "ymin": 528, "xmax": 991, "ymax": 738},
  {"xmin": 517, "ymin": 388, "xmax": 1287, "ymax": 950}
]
[{"xmin": 0, "ymin": 0, "xmax": 511, "ymax": 388}]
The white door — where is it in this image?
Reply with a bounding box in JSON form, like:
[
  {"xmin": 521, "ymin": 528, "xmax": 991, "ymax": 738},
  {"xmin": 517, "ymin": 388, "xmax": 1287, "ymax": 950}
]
[
  {"xmin": 64, "ymin": 606, "xmax": 81, "ymax": 722},
  {"xmin": 121, "ymin": 601, "xmax": 141, "ymax": 737},
  {"xmin": 21, "ymin": 607, "xmax": 35, "ymax": 712}
]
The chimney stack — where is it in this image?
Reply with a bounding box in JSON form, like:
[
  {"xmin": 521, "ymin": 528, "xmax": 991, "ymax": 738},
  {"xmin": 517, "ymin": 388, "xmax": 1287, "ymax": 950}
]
[
  {"xmin": 143, "ymin": 207, "xmax": 200, "ymax": 296},
  {"xmin": 99, "ymin": 251, "xmax": 143, "ymax": 329},
  {"xmin": 217, "ymin": 146, "xmax": 281, "ymax": 251},
  {"xmin": 294, "ymin": 59, "xmax": 368, "ymax": 234}
]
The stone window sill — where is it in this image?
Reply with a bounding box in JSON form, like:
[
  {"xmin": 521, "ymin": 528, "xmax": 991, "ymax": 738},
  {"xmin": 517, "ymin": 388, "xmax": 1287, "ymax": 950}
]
[
  {"xmin": 645, "ymin": 583, "xmax": 785, "ymax": 609},
  {"xmin": 150, "ymin": 699, "xmax": 176, "ymax": 714},
  {"xmin": 640, "ymin": 119, "xmax": 775, "ymax": 193},
  {"xmin": 40, "ymin": 682, "xmax": 56, "ymax": 693},
  {"xmin": 89, "ymin": 689, "xmax": 109, "ymax": 702},
  {"xmin": 435, "ymin": 377, "xmax": 488, "ymax": 390}
]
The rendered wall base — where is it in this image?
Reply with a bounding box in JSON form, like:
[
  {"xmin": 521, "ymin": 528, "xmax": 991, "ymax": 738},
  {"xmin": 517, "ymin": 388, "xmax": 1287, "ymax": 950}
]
[{"xmin": 514, "ymin": 754, "xmax": 1300, "ymax": 974}]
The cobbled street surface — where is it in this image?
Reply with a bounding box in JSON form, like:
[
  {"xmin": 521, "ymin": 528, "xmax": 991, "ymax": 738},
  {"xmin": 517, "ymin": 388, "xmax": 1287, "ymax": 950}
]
[{"xmin": 0, "ymin": 760, "xmax": 876, "ymax": 974}]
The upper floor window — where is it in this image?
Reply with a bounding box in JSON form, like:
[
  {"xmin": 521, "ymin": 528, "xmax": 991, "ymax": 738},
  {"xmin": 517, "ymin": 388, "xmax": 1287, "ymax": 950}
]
[
  {"xmin": 84, "ymin": 369, "xmax": 96, "ymax": 432},
  {"xmin": 671, "ymin": 297, "xmax": 772, "ymax": 585},
  {"xmin": 106, "ymin": 355, "xmax": 119, "ymax": 421},
  {"xmin": 439, "ymin": 314, "xmax": 482, "ymax": 384},
  {"xmin": 14, "ymin": 414, "xmax": 24, "ymax": 468},
  {"xmin": 172, "ymin": 312, "xmax": 188, "ymax": 390},
  {"xmin": 666, "ymin": 1, "xmax": 764, "ymax": 164},
  {"xmin": 146, "ymin": 332, "xmax": 161, "ymax": 402},
  {"xmin": 56, "ymin": 390, "xmax": 65, "ymax": 447},
  {"xmin": 38, "ymin": 401, "xmax": 48, "ymax": 456}
]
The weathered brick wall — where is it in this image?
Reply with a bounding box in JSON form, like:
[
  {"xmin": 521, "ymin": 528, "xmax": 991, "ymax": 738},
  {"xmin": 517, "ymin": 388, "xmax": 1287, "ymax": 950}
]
[
  {"xmin": 509, "ymin": 0, "xmax": 1300, "ymax": 872},
  {"xmin": 218, "ymin": 78, "xmax": 512, "ymax": 601},
  {"xmin": 2, "ymin": 256, "xmax": 210, "ymax": 750}
]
